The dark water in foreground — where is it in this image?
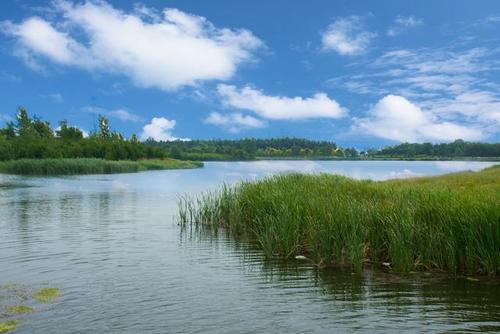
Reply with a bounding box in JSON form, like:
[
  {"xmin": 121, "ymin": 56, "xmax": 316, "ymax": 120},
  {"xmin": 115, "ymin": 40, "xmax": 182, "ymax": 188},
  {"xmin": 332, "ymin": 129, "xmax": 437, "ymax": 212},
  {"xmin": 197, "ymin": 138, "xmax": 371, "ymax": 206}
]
[{"xmin": 1, "ymin": 161, "xmax": 499, "ymax": 333}]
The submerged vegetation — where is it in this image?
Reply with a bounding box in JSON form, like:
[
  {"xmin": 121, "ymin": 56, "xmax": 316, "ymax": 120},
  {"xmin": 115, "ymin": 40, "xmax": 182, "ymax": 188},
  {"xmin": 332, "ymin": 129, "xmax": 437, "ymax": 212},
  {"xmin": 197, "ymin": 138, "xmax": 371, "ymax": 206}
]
[
  {"xmin": 0, "ymin": 158, "xmax": 202, "ymax": 175},
  {"xmin": 7, "ymin": 305, "xmax": 33, "ymax": 314},
  {"xmin": 179, "ymin": 165, "xmax": 500, "ymax": 276},
  {"xmin": 0, "ymin": 321, "xmax": 18, "ymax": 334},
  {"xmin": 33, "ymin": 288, "xmax": 60, "ymax": 303},
  {"xmin": 0, "ymin": 285, "xmax": 60, "ymax": 333}
]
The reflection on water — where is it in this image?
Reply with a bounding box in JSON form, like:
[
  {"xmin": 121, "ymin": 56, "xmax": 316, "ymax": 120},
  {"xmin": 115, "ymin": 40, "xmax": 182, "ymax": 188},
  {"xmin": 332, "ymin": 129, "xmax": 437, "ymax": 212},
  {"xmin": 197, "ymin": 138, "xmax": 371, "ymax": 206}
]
[{"xmin": 0, "ymin": 161, "xmax": 498, "ymax": 333}]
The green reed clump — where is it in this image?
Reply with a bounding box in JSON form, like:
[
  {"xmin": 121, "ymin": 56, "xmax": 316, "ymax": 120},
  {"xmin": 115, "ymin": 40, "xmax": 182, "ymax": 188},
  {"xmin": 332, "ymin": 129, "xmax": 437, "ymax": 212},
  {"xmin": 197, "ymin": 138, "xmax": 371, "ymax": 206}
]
[
  {"xmin": 0, "ymin": 158, "xmax": 202, "ymax": 175},
  {"xmin": 179, "ymin": 165, "xmax": 500, "ymax": 275}
]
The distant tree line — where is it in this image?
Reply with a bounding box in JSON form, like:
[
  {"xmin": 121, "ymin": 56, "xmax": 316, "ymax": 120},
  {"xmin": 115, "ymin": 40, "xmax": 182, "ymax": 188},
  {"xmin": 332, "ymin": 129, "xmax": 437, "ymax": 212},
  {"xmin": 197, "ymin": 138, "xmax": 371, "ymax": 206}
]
[
  {"xmin": 0, "ymin": 108, "xmax": 164, "ymax": 161},
  {"xmin": 1, "ymin": 108, "xmax": 498, "ymax": 162},
  {"xmin": 371, "ymin": 140, "xmax": 500, "ymax": 158},
  {"xmin": 147, "ymin": 137, "xmax": 359, "ymax": 160}
]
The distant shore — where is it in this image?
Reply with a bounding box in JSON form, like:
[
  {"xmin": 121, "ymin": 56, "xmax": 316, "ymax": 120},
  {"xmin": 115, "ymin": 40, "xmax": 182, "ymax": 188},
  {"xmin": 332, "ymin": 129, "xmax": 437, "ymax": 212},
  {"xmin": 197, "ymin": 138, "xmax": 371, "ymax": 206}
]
[{"xmin": 0, "ymin": 158, "xmax": 203, "ymax": 176}]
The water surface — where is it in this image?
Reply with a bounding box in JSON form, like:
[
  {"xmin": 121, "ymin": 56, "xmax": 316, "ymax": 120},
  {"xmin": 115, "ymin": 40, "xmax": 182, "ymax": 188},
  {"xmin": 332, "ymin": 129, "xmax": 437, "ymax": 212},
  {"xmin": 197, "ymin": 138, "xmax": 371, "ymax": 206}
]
[{"xmin": 1, "ymin": 161, "xmax": 498, "ymax": 333}]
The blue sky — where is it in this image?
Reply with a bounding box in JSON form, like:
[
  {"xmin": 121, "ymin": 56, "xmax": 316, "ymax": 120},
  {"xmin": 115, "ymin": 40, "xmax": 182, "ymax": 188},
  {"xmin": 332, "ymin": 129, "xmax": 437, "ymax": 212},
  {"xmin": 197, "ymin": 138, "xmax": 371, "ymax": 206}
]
[{"xmin": 0, "ymin": 0, "xmax": 499, "ymax": 148}]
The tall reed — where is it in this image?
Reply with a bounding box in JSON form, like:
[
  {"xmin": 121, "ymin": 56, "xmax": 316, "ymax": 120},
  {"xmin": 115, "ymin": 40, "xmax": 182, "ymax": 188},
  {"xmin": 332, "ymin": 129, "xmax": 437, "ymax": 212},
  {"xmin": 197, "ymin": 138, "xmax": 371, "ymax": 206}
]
[{"xmin": 178, "ymin": 165, "xmax": 500, "ymax": 275}]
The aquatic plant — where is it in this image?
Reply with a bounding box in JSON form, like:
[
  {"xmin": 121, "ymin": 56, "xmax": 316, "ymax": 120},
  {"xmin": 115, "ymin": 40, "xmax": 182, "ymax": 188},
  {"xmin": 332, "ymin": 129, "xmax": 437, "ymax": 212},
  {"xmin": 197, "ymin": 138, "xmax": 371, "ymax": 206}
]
[
  {"xmin": 7, "ymin": 305, "xmax": 33, "ymax": 314},
  {"xmin": 0, "ymin": 158, "xmax": 202, "ymax": 175},
  {"xmin": 0, "ymin": 321, "xmax": 18, "ymax": 334},
  {"xmin": 179, "ymin": 165, "xmax": 500, "ymax": 276},
  {"xmin": 33, "ymin": 288, "xmax": 60, "ymax": 303}
]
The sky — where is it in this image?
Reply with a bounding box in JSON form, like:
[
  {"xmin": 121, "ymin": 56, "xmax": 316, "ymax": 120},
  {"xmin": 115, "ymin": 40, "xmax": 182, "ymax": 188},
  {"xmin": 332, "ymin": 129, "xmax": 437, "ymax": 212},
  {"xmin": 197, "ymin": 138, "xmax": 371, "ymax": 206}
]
[{"xmin": 0, "ymin": 0, "xmax": 499, "ymax": 148}]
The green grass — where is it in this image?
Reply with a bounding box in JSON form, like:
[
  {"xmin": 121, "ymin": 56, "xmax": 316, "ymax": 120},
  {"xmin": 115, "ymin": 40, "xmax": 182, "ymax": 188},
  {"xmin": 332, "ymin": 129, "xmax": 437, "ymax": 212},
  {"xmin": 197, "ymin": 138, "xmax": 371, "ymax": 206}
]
[
  {"xmin": 179, "ymin": 165, "xmax": 500, "ymax": 276},
  {"xmin": 0, "ymin": 158, "xmax": 203, "ymax": 175}
]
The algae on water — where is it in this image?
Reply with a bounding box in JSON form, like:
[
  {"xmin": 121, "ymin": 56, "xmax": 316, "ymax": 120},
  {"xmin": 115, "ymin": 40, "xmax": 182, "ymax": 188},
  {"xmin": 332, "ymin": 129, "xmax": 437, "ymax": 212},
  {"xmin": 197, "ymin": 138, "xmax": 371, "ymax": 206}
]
[
  {"xmin": 0, "ymin": 320, "xmax": 18, "ymax": 334},
  {"xmin": 7, "ymin": 305, "xmax": 34, "ymax": 314},
  {"xmin": 33, "ymin": 288, "xmax": 60, "ymax": 303}
]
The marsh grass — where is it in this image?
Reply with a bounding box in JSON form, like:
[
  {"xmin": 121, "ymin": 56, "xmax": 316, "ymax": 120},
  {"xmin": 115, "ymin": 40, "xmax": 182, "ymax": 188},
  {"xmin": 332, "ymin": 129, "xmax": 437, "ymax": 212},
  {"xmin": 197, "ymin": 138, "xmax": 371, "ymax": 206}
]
[
  {"xmin": 0, "ymin": 158, "xmax": 203, "ymax": 175},
  {"xmin": 179, "ymin": 165, "xmax": 500, "ymax": 276}
]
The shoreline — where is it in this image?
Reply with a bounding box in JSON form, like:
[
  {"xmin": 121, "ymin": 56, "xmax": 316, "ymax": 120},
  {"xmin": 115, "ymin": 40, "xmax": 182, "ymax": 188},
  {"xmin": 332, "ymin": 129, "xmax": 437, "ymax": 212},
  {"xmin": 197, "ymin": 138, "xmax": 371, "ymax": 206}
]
[{"xmin": 0, "ymin": 158, "xmax": 203, "ymax": 176}]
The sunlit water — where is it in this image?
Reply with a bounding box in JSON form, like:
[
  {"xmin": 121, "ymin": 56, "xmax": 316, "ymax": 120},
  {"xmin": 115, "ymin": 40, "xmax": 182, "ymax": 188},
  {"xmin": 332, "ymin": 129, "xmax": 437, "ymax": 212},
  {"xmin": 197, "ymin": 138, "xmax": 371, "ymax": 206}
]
[{"xmin": 1, "ymin": 161, "xmax": 499, "ymax": 333}]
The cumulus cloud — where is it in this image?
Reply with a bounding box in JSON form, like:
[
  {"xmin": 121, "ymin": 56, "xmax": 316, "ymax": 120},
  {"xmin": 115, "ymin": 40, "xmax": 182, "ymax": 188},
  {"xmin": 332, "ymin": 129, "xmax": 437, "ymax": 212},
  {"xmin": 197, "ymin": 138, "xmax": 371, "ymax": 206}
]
[
  {"xmin": 387, "ymin": 15, "xmax": 423, "ymax": 36},
  {"xmin": 204, "ymin": 112, "xmax": 266, "ymax": 133},
  {"xmin": 321, "ymin": 16, "xmax": 376, "ymax": 55},
  {"xmin": 1, "ymin": 1, "xmax": 263, "ymax": 90},
  {"xmin": 140, "ymin": 117, "xmax": 189, "ymax": 141},
  {"xmin": 329, "ymin": 46, "xmax": 500, "ymax": 140},
  {"xmin": 217, "ymin": 84, "xmax": 347, "ymax": 120},
  {"xmin": 354, "ymin": 95, "xmax": 483, "ymax": 142}
]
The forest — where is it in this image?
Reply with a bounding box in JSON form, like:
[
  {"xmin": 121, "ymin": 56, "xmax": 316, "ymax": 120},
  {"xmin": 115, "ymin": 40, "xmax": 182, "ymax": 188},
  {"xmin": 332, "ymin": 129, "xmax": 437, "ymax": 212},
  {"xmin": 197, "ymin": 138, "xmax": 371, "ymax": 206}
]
[
  {"xmin": 0, "ymin": 108, "xmax": 164, "ymax": 161},
  {"xmin": 149, "ymin": 138, "xmax": 359, "ymax": 160},
  {"xmin": 0, "ymin": 108, "xmax": 498, "ymax": 162},
  {"xmin": 371, "ymin": 140, "xmax": 500, "ymax": 158}
]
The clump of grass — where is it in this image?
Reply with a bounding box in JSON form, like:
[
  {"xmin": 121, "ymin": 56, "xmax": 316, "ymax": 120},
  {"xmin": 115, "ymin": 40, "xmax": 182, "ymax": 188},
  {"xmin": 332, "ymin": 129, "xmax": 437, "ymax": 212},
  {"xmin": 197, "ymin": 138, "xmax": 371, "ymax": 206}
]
[
  {"xmin": 33, "ymin": 288, "xmax": 60, "ymax": 303},
  {"xmin": 0, "ymin": 158, "xmax": 202, "ymax": 175},
  {"xmin": 179, "ymin": 165, "xmax": 500, "ymax": 276},
  {"xmin": 7, "ymin": 305, "xmax": 33, "ymax": 314},
  {"xmin": 0, "ymin": 321, "xmax": 18, "ymax": 334}
]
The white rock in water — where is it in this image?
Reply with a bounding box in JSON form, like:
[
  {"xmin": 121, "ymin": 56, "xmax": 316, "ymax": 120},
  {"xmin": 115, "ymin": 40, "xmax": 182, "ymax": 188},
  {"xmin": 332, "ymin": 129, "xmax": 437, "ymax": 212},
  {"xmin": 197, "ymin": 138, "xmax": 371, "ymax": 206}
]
[
  {"xmin": 295, "ymin": 255, "xmax": 307, "ymax": 260},
  {"xmin": 382, "ymin": 262, "xmax": 391, "ymax": 267}
]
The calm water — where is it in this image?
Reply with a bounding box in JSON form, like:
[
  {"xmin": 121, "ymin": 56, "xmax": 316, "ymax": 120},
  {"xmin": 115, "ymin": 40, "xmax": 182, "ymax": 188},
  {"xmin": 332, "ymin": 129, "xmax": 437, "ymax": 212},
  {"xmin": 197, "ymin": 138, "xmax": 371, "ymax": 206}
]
[{"xmin": 1, "ymin": 161, "xmax": 499, "ymax": 333}]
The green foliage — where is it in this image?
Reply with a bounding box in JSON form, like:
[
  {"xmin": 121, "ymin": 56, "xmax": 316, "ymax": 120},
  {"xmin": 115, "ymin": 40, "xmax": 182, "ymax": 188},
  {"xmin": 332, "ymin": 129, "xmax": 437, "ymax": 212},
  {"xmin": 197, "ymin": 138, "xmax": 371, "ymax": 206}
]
[
  {"xmin": 374, "ymin": 139, "xmax": 500, "ymax": 158},
  {"xmin": 0, "ymin": 108, "xmax": 165, "ymax": 161},
  {"xmin": 179, "ymin": 165, "xmax": 500, "ymax": 276},
  {"xmin": 57, "ymin": 120, "xmax": 83, "ymax": 140},
  {"xmin": 149, "ymin": 137, "xmax": 355, "ymax": 160}
]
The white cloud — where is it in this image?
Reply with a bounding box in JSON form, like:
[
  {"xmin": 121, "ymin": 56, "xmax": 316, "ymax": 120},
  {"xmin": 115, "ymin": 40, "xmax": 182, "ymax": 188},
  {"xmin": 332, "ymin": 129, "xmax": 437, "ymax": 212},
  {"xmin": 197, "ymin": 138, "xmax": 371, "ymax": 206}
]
[
  {"xmin": 321, "ymin": 16, "xmax": 376, "ymax": 55},
  {"xmin": 1, "ymin": 1, "xmax": 263, "ymax": 90},
  {"xmin": 204, "ymin": 112, "xmax": 266, "ymax": 133},
  {"xmin": 329, "ymin": 46, "xmax": 500, "ymax": 140},
  {"xmin": 354, "ymin": 95, "xmax": 483, "ymax": 142},
  {"xmin": 110, "ymin": 109, "xmax": 144, "ymax": 123},
  {"xmin": 83, "ymin": 106, "xmax": 143, "ymax": 123},
  {"xmin": 217, "ymin": 84, "xmax": 347, "ymax": 120},
  {"xmin": 140, "ymin": 117, "xmax": 189, "ymax": 141},
  {"xmin": 387, "ymin": 15, "xmax": 423, "ymax": 36}
]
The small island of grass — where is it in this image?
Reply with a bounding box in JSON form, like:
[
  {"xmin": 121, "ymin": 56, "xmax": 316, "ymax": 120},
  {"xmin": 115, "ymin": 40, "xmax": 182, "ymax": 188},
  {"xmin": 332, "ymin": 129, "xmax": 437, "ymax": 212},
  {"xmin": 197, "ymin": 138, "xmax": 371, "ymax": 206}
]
[
  {"xmin": 179, "ymin": 165, "xmax": 499, "ymax": 276},
  {"xmin": 0, "ymin": 158, "xmax": 202, "ymax": 176}
]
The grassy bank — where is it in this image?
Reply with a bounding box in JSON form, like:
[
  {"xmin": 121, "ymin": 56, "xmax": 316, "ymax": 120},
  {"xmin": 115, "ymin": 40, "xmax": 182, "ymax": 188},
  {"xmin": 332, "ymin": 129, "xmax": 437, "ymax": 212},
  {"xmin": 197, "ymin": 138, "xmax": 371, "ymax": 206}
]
[
  {"xmin": 0, "ymin": 158, "xmax": 203, "ymax": 175},
  {"xmin": 179, "ymin": 165, "xmax": 499, "ymax": 276}
]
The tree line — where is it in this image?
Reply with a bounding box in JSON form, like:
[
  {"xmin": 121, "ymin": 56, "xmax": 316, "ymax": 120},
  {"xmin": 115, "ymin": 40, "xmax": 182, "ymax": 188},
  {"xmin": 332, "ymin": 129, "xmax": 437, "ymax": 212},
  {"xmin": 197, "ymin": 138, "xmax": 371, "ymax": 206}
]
[
  {"xmin": 0, "ymin": 108, "xmax": 164, "ymax": 161},
  {"xmin": 372, "ymin": 140, "xmax": 500, "ymax": 158},
  {"xmin": 148, "ymin": 138, "xmax": 359, "ymax": 160},
  {"xmin": 1, "ymin": 108, "xmax": 498, "ymax": 161}
]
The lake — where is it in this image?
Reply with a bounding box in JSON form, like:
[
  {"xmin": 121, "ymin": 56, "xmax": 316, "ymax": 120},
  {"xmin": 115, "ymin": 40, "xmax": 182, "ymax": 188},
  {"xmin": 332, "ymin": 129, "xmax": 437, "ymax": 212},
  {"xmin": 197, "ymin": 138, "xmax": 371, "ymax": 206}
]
[{"xmin": 1, "ymin": 161, "xmax": 499, "ymax": 333}]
